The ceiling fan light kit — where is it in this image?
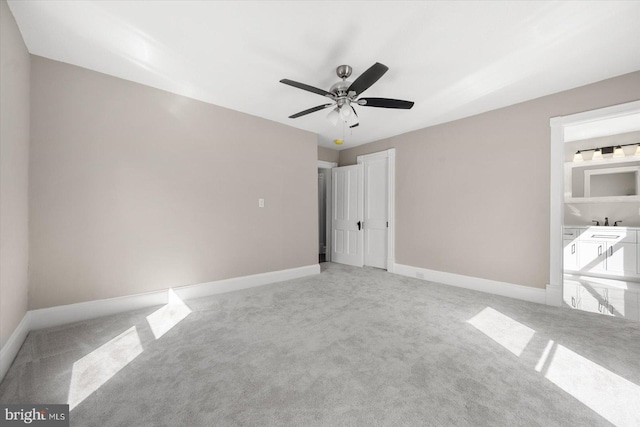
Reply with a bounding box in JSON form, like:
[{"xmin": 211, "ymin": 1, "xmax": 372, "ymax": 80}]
[{"xmin": 280, "ymin": 62, "xmax": 414, "ymax": 131}]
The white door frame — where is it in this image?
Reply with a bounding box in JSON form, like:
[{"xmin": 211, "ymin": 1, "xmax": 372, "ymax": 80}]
[
  {"xmin": 357, "ymin": 148, "xmax": 396, "ymax": 272},
  {"xmin": 549, "ymin": 100, "xmax": 640, "ymax": 306},
  {"xmin": 318, "ymin": 160, "xmax": 337, "ymax": 262}
]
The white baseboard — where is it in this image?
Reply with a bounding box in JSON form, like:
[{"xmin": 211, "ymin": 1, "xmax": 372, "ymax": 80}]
[
  {"xmin": 393, "ymin": 263, "xmax": 547, "ymax": 305},
  {"xmin": 386, "ymin": 258, "xmax": 395, "ymax": 273},
  {"xmin": 0, "ymin": 312, "xmax": 31, "ymax": 382},
  {"xmin": 29, "ymin": 288, "xmax": 168, "ymax": 331},
  {"xmin": 545, "ymin": 283, "xmax": 562, "ymax": 307},
  {"xmin": 1, "ymin": 264, "xmax": 320, "ymax": 383},
  {"xmin": 173, "ymin": 264, "xmax": 320, "ymax": 301}
]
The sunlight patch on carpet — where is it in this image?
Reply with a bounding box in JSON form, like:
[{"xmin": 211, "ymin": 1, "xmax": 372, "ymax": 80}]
[
  {"xmin": 467, "ymin": 307, "xmax": 535, "ymax": 356},
  {"xmin": 146, "ymin": 288, "xmax": 192, "ymax": 340},
  {"xmin": 543, "ymin": 343, "xmax": 640, "ymax": 426},
  {"xmin": 68, "ymin": 326, "xmax": 143, "ymax": 410}
]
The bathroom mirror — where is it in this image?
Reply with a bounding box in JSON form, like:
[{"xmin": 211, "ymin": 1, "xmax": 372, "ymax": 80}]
[{"xmin": 584, "ymin": 166, "xmax": 640, "ymax": 197}]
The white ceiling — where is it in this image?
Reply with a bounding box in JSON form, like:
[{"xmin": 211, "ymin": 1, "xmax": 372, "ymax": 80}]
[{"xmin": 8, "ymin": 1, "xmax": 640, "ymax": 150}]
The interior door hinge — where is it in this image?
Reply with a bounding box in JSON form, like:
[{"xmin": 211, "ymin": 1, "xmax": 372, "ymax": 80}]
[{"xmin": 386, "ymin": 221, "xmax": 389, "ymax": 228}]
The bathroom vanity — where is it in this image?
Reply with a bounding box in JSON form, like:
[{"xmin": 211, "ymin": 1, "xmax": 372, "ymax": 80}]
[{"xmin": 563, "ymin": 225, "xmax": 640, "ymax": 320}]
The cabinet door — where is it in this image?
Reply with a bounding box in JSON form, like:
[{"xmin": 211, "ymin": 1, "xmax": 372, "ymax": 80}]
[
  {"xmin": 606, "ymin": 242, "xmax": 637, "ymax": 275},
  {"xmin": 563, "ymin": 239, "xmax": 579, "ymax": 270},
  {"xmin": 579, "ymin": 241, "xmax": 606, "ymax": 273}
]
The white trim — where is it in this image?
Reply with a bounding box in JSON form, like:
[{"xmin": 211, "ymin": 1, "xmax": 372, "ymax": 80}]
[
  {"xmin": 546, "ymin": 283, "xmax": 562, "ymax": 307},
  {"xmin": 317, "ymin": 160, "xmax": 337, "ymax": 262},
  {"xmin": 550, "ymin": 100, "xmax": 640, "ymax": 307},
  {"xmin": 171, "ymin": 264, "xmax": 319, "ymax": 301},
  {"xmin": 388, "ymin": 149, "xmax": 396, "ymax": 273},
  {"xmin": 0, "ymin": 312, "xmax": 31, "ymax": 382},
  {"xmin": 317, "ymin": 160, "xmax": 337, "ymax": 169},
  {"xmin": 394, "ymin": 263, "xmax": 547, "ymax": 304},
  {"xmin": 0, "ymin": 264, "xmax": 320, "ymax": 382},
  {"xmin": 29, "ymin": 289, "xmax": 168, "ymax": 331},
  {"xmin": 356, "ymin": 148, "xmax": 396, "ymax": 272}
]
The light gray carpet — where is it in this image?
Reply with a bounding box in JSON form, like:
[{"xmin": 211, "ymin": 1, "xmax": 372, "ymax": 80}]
[{"xmin": 1, "ymin": 263, "xmax": 639, "ymax": 426}]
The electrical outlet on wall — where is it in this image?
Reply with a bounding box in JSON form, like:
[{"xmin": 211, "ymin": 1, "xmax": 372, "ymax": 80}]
[{"xmin": 258, "ymin": 198, "xmax": 265, "ymax": 208}]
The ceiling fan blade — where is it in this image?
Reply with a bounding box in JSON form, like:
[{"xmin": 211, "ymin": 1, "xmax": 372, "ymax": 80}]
[
  {"xmin": 280, "ymin": 79, "xmax": 333, "ymax": 97},
  {"xmin": 289, "ymin": 103, "xmax": 334, "ymax": 119},
  {"xmin": 359, "ymin": 97, "xmax": 414, "ymax": 109},
  {"xmin": 347, "ymin": 62, "xmax": 389, "ymax": 95}
]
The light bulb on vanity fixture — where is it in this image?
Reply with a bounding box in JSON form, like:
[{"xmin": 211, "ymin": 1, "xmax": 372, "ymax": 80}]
[
  {"xmin": 614, "ymin": 145, "xmax": 625, "ymax": 158},
  {"xmin": 573, "ymin": 151, "xmax": 584, "ymax": 162},
  {"xmin": 592, "ymin": 148, "xmax": 604, "ymax": 161},
  {"xmin": 580, "ymin": 149, "xmax": 595, "ymax": 161}
]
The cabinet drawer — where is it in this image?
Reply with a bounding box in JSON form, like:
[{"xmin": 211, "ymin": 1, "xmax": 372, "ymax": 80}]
[
  {"xmin": 563, "ymin": 228, "xmax": 580, "ymax": 240},
  {"xmin": 580, "ymin": 230, "xmax": 636, "ymax": 243}
]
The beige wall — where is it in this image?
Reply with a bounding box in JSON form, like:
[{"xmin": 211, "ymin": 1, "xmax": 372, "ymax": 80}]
[
  {"xmin": 30, "ymin": 56, "xmax": 317, "ymax": 309},
  {"xmin": 0, "ymin": 0, "xmax": 30, "ymax": 347},
  {"xmin": 317, "ymin": 146, "xmax": 339, "ymax": 164},
  {"xmin": 340, "ymin": 71, "xmax": 640, "ymax": 289}
]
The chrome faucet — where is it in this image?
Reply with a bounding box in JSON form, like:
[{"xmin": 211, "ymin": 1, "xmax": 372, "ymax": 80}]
[
  {"xmin": 614, "ymin": 220, "xmax": 623, "ymax": 226},
  {"xmin": 592, "ymin": 220, "xmax": 600, "ymax": 226},
  {"xmin": 604, "ymin": 217, "xmax": 609, "ymax": 226}
]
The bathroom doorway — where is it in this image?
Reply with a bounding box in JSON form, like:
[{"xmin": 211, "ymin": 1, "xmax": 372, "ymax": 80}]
[
  {"xmin": 550, "ymin": 100, "xmax": 640, "ymax": 320},
  {"xmin": 318, "ymin": 160, "xmax": 337, "ymax": 263}
]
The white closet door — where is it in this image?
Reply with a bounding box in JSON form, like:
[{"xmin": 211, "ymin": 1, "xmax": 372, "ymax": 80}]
[
  {"xmin": 331, "ymin": 165, "xmax": 364, "ymax": 267},
  {"xmin": 363, "ymin": 156, "xmax": 388, "ymax": 269}
]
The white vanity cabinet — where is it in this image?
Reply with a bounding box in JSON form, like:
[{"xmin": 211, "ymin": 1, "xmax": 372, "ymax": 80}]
[
  {"xmin": 563, "ymin": 226, "xmax": 640, "ymax": 321},
  {"xmin": 577, "ymin": 229, "xmax": 637, "ymax": 277},
  {"xmin": 563, "ymin": 228, "xmax": 580, "ymax": 271}
]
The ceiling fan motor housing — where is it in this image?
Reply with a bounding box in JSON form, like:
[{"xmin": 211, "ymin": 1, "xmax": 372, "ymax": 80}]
[{"xmin": 329, "ymin": 80, "xmax": 352, "ymax": 98}]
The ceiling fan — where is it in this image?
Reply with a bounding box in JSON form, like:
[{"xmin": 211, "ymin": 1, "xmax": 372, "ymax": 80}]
[{"xmin": 280, "ymin": 62, "xmax": 414, "ymax": 128}]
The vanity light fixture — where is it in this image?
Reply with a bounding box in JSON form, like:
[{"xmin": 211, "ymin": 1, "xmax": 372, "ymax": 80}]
[{"xmin": 573, "ymin": 143, "xmax": 640, "ymax": 163}]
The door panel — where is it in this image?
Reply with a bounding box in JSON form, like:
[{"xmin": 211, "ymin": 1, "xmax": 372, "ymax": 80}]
[
  {"xmin": 606, "ymin": 242, "xmax": 637, "ymax": 275},
  {"xmin": 563, "ymin": 239, "xmax": 579, "ymax": 271},
  {"xmin": 331, "ymin": 165, "xmax": 363, "ymax": 267},
  {"xmin": 363, "ymin": 157, "xmax": 388, "ymax": 269},
  {"xmin": 579, "ymin": 241, "xmax": 606, "ymax": 273}
]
